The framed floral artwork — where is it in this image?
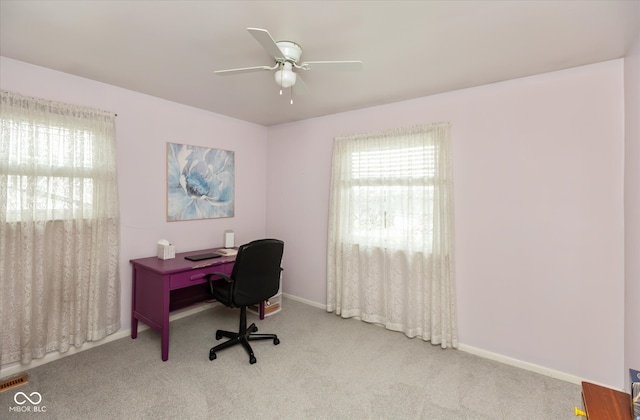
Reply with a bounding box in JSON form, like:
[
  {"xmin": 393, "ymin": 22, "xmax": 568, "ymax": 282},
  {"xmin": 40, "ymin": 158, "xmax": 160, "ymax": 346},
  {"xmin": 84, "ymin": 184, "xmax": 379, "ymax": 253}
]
[{"xmin": 167, "ymin": 142, "xmax": 234, "ymax": 221}]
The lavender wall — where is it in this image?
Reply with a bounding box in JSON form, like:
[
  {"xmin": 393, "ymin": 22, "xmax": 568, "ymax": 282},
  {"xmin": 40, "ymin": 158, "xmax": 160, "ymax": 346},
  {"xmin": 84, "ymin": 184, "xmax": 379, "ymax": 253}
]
[
  {"xmin": 0, "ymin": 56, "xmax": 269, "ymax": 333},
  {"xmin": 266, "ymin": 60, "xmax": 626, "ymax": 388},
  {"xmin": 0, "ymin": 55, "xmax": 629, "ymax": 389},
  {"xmin": 624, "ymin": 29, "xmax": 640, "ymax": 390}
]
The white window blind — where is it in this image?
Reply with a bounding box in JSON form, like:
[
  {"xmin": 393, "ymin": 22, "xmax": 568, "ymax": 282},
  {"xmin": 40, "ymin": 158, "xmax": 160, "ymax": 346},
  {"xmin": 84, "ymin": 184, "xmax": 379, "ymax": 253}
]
[{"xmin": 2, "ymin": 121, "xmax": 99, "ymax": 221}]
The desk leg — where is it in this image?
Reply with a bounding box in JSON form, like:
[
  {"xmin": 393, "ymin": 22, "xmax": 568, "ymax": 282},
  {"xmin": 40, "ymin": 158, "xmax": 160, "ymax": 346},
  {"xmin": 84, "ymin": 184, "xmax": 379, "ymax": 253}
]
[
  {"xmin": 132, "ymin": 317, "xmax": 139, "ymax": 339},
  {"xmin": 131, "ymin": 267, "xmax": 138, "ymax": 339},
  {"xmin": 161, "ymin": 331, "xmax": 169, "ymax": 361},
  {"xmin": 161, "ymin": 286, "xmax": 171, "ymax": 361}
]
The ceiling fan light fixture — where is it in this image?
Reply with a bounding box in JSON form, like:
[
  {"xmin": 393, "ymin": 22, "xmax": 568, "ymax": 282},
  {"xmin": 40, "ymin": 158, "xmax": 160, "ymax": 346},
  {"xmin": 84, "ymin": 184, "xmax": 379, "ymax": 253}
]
[{"xmin": 275, "ymin": 62, "xmax": 297, "ymax": 88}]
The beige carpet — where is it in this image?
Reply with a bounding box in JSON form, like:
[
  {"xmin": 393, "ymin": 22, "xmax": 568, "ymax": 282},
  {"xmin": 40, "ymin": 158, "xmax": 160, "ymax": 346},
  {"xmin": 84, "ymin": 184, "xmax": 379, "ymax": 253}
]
[{"xmin": 0, "ymin": 298, "xmax": 581, "ymax": 419}]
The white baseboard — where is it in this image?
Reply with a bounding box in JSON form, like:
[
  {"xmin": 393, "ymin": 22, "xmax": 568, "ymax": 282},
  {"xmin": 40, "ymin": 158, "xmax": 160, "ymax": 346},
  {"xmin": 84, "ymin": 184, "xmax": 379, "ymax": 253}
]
[
  {"xmin": 282, "ymin": 292, "xmax": 326, "ymax": 310},
  {"xmin": 2, "ymin": 296, "xmax": 588, "ymax": 388},
  {"xmin": 458, "ymin": 344, "xmax": 624, "ymax": 391},
  {"xmin": 0, "ymin": 301, "xmax": 221, "ymax": 380},
  {"xmin": 456, "ymin": 343, "xmax": 584, "ymax": 385}
]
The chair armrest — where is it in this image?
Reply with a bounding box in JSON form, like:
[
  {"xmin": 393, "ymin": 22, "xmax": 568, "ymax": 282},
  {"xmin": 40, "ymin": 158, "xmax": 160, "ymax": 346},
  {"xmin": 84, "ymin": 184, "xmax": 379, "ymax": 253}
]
[
  {"xmin": 207, "ymin": 272, "xmax": 232, "ymax": 283},
  {"xmin": 206, "ymin": 272, "xmax": 233, "ymax": 300}
]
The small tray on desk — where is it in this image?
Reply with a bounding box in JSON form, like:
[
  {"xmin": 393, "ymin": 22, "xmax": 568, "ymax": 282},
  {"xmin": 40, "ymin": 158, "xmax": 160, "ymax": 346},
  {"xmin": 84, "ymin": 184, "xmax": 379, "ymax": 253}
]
[{"xmin": 217, "ymin": 248, "xmax": 238, "ymax": 256}]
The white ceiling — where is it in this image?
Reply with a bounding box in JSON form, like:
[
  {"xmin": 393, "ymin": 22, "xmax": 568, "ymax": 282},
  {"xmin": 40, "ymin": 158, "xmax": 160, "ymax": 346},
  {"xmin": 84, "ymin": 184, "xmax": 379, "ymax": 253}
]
[{"xmin": 1, "ymin": 1, "xmax": 639, "ymax": 126}]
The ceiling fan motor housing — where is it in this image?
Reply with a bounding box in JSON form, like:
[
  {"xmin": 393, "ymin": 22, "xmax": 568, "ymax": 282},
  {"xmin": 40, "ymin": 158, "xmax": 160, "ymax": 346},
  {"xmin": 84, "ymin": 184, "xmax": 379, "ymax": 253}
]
[{"xmin": 276, "ymin": 41, "xmax": 302, "ymax": 63}]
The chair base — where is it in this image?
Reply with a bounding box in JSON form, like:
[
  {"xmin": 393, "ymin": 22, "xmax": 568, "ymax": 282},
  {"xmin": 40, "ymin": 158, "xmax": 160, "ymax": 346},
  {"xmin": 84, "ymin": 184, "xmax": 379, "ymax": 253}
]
[{"xmin": 209, "ymin": 306, "xmax": 280, "ymax": 364}]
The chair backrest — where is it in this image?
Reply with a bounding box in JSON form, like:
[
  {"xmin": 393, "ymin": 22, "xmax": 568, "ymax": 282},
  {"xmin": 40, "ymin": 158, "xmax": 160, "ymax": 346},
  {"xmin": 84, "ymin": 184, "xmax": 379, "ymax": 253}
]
[{"xmin": 230, "ymin": 239, "xmax": 284, "ymax": 307}]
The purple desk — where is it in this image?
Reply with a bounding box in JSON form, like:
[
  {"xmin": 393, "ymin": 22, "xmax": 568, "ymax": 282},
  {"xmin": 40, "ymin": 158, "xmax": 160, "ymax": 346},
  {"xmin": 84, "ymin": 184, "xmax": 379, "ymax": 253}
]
[{"xmin": 130, "ymin": 248, "xmax": 236, "ymax": 361}]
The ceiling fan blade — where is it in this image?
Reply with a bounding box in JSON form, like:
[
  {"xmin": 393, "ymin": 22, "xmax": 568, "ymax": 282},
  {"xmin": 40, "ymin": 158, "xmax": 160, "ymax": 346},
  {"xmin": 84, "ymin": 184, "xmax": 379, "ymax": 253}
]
[
  {"xmin": 247, "ymin": 28, "xmax": 284, "ymax": 61},
  {"xmin": 293, "ymin": 74, "xmax": 309, "ymax": 96},
  {"xmin": 214, "ymin": 65, "xmax": 273, "ymax": 76},
  {"xmin": 301, "ymin": 61, "xmax": 363, "ymax": 71}
]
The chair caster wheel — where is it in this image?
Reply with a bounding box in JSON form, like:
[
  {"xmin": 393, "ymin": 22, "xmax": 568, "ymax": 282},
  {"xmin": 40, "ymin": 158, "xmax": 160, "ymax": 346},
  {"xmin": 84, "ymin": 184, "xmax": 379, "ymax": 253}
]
[
  {"xmin": 274, "ymin": 338, "xmax": 280, "ymax": 345},
  {"xmin": 250, "ymin": 356, "xmax": 257, "ymax": 364},
  {"xmin": 209, "ymin": 349, "xmax": 217, "ymax": 361},
  {"xmin": 215, "ymin": 332, "xmax": 222, "ymax": 340}
]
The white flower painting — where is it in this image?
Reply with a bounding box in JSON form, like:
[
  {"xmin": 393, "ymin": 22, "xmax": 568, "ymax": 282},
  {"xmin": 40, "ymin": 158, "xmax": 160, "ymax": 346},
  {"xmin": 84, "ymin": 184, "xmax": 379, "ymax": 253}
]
[{"xmin": 167, "ymin": 143, "xmax": 234, "ymax": 221}]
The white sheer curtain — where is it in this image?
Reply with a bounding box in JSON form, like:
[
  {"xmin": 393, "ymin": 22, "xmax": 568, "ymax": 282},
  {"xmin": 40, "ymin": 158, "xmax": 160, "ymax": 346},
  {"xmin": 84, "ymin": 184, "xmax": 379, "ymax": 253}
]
[
  {"xmin": 0, "ymin": 90, "xmax": 121, "ymax": 366},
  {"xmin": 327, "ymin": 122, "xmax": 457, "ymax": 348}
]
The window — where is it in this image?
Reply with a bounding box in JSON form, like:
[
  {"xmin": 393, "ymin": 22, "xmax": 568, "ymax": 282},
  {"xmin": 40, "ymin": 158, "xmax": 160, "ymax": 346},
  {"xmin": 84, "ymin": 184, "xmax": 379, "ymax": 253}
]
[
  {"xmin": 347, "ymin": 142, "xmax": 437, "ymax": 250},
  {"xmin": 2, "ymin": 121, "xmax": 99, "ymax": 221},
  {"xmin": 1, "ymin": 90, "xmax": 121, "ymax": 366},
  {"xmin": 327, "ymin": 122, "xmax": 457, "ymax": 348}
]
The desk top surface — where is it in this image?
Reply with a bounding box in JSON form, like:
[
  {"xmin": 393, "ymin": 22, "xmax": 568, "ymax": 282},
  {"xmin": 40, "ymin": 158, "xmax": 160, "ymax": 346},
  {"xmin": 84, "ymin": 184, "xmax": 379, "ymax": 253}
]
[{"xmin": 130, "ymin": 248, "xmax": 236, "ymax": 275}]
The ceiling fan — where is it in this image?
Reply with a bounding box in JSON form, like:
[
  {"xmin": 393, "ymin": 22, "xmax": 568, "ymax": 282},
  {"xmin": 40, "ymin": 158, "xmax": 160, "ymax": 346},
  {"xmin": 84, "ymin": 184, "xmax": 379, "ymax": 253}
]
[{"xmin": 214, "ymin": 28, "xmax": 363, "ymax": 103}]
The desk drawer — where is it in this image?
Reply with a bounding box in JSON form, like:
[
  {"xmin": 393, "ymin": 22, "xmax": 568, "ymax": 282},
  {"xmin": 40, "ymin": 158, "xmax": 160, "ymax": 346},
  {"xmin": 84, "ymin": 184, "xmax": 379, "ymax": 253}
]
[{"xmin": 169, "ymin": 262, "xmax": 232, "ymax": 290}]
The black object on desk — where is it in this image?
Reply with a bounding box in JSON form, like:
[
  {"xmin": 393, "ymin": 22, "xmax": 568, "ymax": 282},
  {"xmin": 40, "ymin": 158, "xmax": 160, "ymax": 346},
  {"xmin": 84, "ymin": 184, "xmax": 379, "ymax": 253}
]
[{"xmin": 185, "ymin": 253, "xmax": 221, "ymax": 261}]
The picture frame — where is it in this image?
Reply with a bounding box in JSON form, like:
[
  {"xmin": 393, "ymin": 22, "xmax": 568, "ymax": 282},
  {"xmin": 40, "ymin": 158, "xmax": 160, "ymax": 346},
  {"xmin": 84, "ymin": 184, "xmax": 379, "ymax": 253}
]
[{"xmin": 167, "ymin": 142, "xmax": 234, "ymax": 221}]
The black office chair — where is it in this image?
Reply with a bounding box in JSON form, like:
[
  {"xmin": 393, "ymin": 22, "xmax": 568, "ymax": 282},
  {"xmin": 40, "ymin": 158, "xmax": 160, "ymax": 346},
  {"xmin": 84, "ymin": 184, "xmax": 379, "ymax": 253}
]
[{"xmin": 207, "ymin": 238, "xmax": 284, "ymax": 364}]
